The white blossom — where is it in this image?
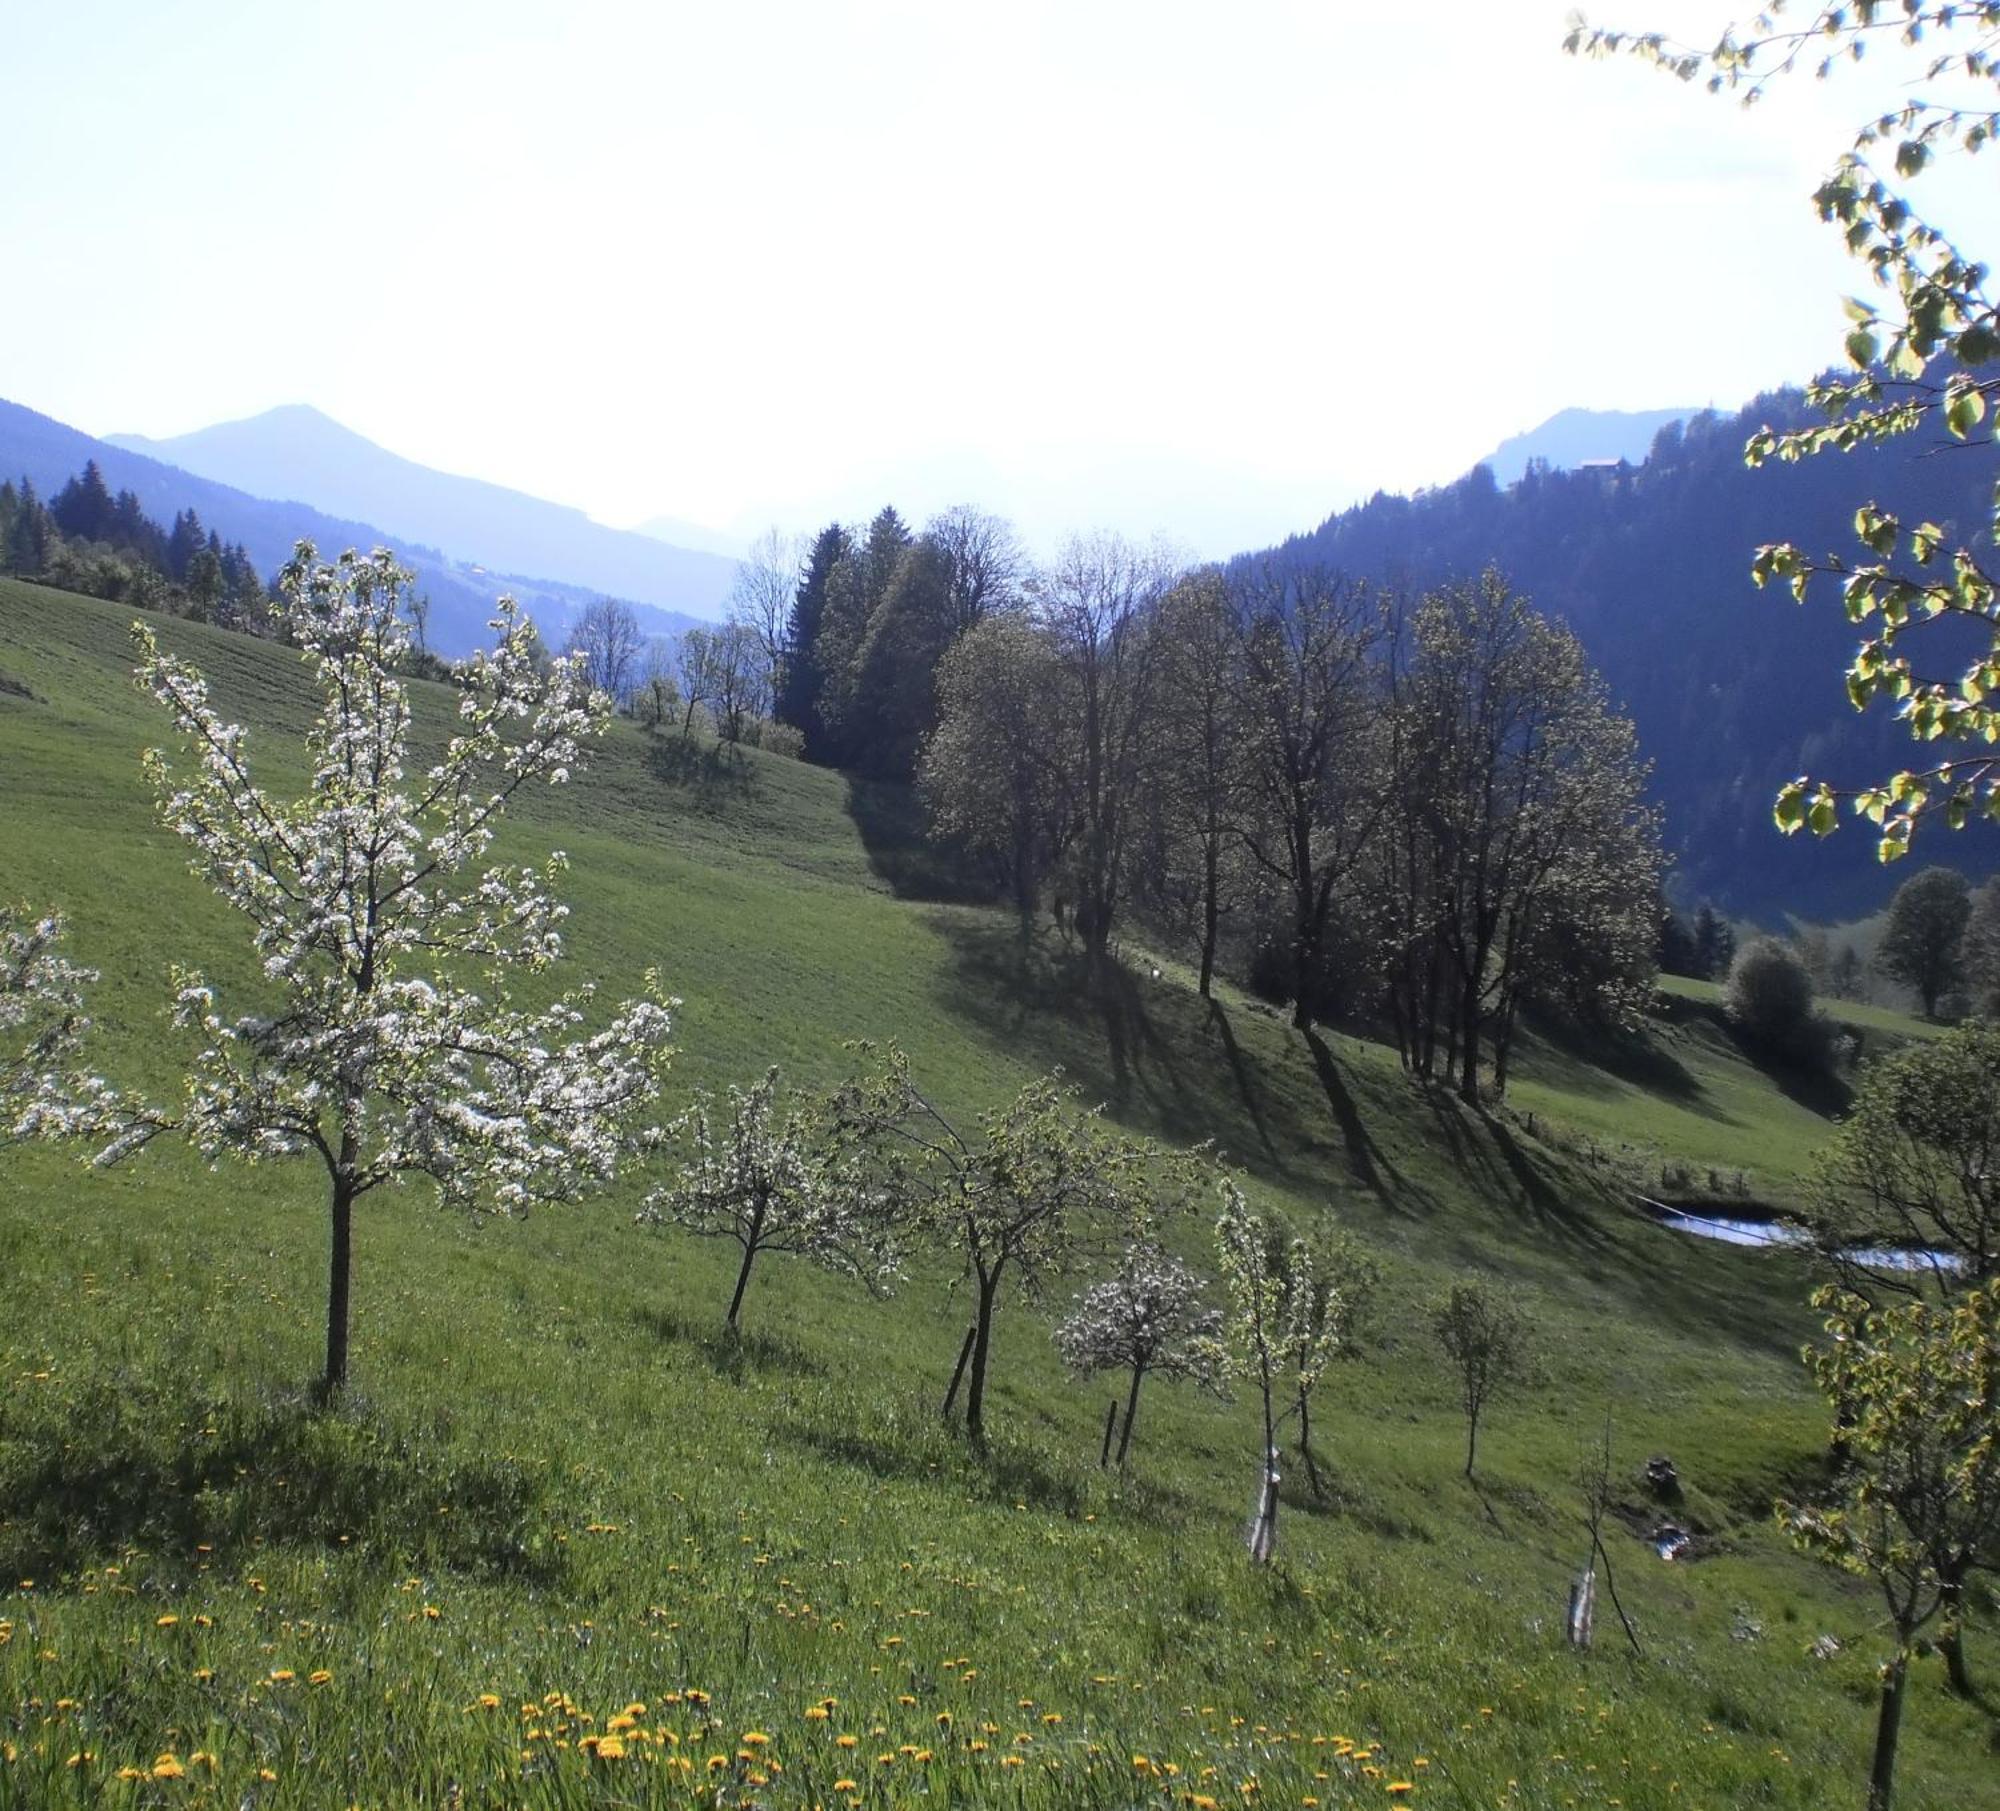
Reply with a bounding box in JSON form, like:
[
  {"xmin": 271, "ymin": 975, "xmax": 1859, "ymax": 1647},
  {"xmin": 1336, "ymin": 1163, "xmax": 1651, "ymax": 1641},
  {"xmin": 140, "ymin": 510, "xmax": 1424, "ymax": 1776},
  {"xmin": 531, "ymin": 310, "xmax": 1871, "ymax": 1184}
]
[
  {"xmin": 111, "ymin": 544, "xmax": 676, "ymax": 1390},
  {"xmin": 638, "ymin": 1065, "xmax": 898, "ymax": 1330},
  {"xmin": 1, "ymin": 905, "xmax": 110, "ymax": 1144}
]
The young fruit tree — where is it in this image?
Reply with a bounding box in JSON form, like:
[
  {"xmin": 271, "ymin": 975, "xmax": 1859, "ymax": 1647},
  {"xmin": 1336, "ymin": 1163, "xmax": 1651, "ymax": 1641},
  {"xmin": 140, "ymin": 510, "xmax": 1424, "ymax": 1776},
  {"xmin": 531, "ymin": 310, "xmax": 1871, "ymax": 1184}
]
[
  {"xmin": 637, "ymin": 1065, "xmax": 897, "ymax": 1332},
  {"xmin": 1053, "ymin": 1242, "xmax": 1221, "ymax": 1469},
  {"xmin": 1212, "ymin": 1180, "xmax": 1363, "ymax": 1559},
  {"xmin": 1779, "ymin": 1283, "xmax": 2000, "ymax": 1810},
  {"xmin": 1432, "ymin": 1280, "xmax": 1532, "ymax": 1481},
  {"xmin": 107, "ymin": 545, "xmax": 675, "ymax": 1397},
  {"xmin": 830, "ymin": 1042, "xmax": 1201, "ymax": 1443},
  {"xmin": 2, "ymin": 905, "xmax": 99, "ymax": 1144}
]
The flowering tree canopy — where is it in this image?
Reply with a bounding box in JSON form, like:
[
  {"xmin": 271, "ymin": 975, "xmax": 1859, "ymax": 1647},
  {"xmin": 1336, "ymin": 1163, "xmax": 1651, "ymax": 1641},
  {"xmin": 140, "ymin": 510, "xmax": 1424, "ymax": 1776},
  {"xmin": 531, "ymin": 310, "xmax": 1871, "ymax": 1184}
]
[
  {"xmin": 1054, "ymin": 1242, "xmax": 1220, "ymax": 1467},
  {"xmin": 830, "ymin": 1042, "xmax": 1205, "ymax": 1442},
  {"xmin": 2, "ymin": 905, "xmax": 98, "ymax": 1144},
  {"xmin": 112, "ymin": 544, "xmax": 675, "ymax": 1394},
  {"xmin": 638, "ymin": 1065, "xmax": 898, "ymax": 1331},
  {"xmin": 1212, "ymin": 1181, "xmax": 1363, "ymax": 1459}
]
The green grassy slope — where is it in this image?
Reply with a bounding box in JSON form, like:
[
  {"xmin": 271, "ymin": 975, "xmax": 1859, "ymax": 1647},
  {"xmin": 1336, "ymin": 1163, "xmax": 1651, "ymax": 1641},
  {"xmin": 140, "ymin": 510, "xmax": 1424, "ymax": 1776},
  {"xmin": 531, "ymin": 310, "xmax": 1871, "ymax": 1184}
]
[{"xmin": 1, "ymin": 580, "xmax": 1991, "ymax": 1810}]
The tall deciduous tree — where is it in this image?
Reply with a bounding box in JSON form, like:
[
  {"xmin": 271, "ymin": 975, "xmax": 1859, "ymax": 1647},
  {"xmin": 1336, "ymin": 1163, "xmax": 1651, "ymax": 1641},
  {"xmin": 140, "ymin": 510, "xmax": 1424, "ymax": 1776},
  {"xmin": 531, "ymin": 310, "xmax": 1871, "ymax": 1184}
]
[
  {"xmin": 108, "ymin": 545, "xmax": 675, "ymax": 1396},
  {"xmin": 920, "ymin": 613, "xmax": 1076, "ymax": 928},
  {"xmin": 1230, "ymin": 563, "xmax": 1385, "ymax": 1029},
  {"xmin": 1873, "ymin": 864, "xmax": 1970, "ymax": 1016},
  {"xmin": 566, "ymin": 598, "xmax": 644, "ymax": 707},
  {"xmin": 1034, "ymin": 532, "xmax": 1177, "ymax": 973},
  {"xmin": 729, "ymin": 526, "xmax": 804, "ymax": 713},
  {"xmin": 1780, "ymin": 1282, "xmax": 2000, "ymax": 1804},
  {"xmin": 1148, "ymin": 571, "xmax": 1250, "ymax": 997}
]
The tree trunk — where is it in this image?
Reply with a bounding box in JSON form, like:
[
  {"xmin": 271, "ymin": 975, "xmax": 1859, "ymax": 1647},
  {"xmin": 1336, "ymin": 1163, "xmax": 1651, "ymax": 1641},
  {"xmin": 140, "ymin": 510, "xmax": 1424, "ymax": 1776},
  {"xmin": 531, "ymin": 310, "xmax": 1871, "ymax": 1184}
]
[
  {"xmin": 725, "ymin": 1240, "xmax": 758, "ymax": 1330},
  {"xmin": 1116, "ymin": 1361, "xmax": 1145, "ymax": 1468},
  {"xmin": 323, "ymin": 1175, "xmax": 356, "ymax": 1398},
  {"xmin": 1297, "ymin": 1390, "xmax": 1324, "ymax": 1501},
  {"xmin": 941, "ymin": 1323, "xmax": 976, "ymax": 1422},
  {"xmin": 1464, "ymin": 1402, "xmax": 1480, "ymax": 1479},
  {"xmin": 1198, "ymin": 845, "xmax": 1219, "ymax": 998},
  {"xmin": 1867, "ymin": 1648, "xmax": 1908, "ymax": 1811},
  {"xmin": 1458, "ymin": 987, "xmax": 1482, "ymax": 1106},
  {"xmin": 963, "ymin": 1273, "xmax": 1001, "ymax": 1444},
  {"xmin": 1940, "ymin": 1569, "xmax": 1974, "ymax": 1698}
]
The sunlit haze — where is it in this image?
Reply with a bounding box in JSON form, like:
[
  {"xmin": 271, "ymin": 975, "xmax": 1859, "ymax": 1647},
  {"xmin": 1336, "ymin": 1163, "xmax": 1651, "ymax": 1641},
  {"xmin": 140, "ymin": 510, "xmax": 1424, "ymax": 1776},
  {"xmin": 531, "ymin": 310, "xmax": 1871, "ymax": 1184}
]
[{"xmin": 3, "ymin": 0, "xmax": 1977, "ymax": 555}]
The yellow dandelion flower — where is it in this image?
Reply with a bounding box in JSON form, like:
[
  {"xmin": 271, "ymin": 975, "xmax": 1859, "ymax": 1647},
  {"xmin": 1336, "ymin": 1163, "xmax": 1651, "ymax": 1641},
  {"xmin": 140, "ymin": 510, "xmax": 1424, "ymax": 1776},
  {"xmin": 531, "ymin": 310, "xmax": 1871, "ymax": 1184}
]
[
  {"xmin": 969, "ymin": 1739, "xmax": 990, "ymax": 1753},
  {"xmin": 596, "ymin": 1736, "xmax": 627, "ymax": 1760},
  {"xmin": 152, "ymin": 1755, "xmax": 186, "ymax": 1780},
  {"xmin": 806, "ymin": 1707, "xmax": 830, "ymax": 1722},
  {"xmin": 936, "ymin": 1711, "xmax": 954, "ymax": 1728},
  {"xmin": 155, "ymin": 1615, "xmax": 179, "ymax": 1628},
  {"xmin": 834, "ymin": 1779, "xmax": 858, "ymax": 1792},
  {"xmin": 1386, "ymin": 1785, "xmax": 1414, "ymax": 1797},
  {"xmin": 837, "ymin": 1734, "xmax": 859, "ymax": 1749},
  {"xmin": 310, "ymin": 1670, "xmax": 331, "ymax": 1686},
  {"xmin": 1043, "ymin": 1712, "xmax": 1063, "ymax": 1725},
  {"xmin": 1002, "ymin": 1755, "xmax": 1025, "ymax": 1769},
  {"xmin": 742, "ymin": 1731, "xmax": 770, "ymax": 1747},
  {"xmin": 269, "ymin": 1669, "xmax": 295, "ymax": 1684}
]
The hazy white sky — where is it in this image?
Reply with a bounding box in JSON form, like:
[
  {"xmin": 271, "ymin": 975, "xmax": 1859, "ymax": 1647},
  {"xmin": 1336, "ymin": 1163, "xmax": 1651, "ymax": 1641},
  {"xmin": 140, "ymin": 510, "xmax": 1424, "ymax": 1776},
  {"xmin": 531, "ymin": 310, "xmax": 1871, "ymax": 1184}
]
[{"xmin": 0, "ymin": 1, "xmax": 1974, "ymax": 554}]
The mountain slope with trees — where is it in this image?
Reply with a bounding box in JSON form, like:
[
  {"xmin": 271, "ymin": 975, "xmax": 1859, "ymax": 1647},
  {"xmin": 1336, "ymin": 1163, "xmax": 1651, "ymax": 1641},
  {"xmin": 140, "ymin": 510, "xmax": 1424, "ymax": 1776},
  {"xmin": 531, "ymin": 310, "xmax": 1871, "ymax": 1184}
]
[{"xmin": 1265, "ymin": 388, "xmax": 2000, "ymax": 919}]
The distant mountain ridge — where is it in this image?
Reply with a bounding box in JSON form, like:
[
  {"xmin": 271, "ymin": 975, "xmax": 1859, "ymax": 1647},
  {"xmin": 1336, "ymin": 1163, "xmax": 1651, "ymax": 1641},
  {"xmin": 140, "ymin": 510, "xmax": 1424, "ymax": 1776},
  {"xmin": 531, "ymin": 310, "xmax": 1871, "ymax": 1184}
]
[
  {"xmin": 1476, "ymin": 405, "xmax": 1704, "ymax": 486},
  {"xmin": 0, "ymin": 397, "xmax": 705, "ymax": 657},
  {"xmin": 106, "ymin": 405, "xmax": 737, "ymax": 623}
]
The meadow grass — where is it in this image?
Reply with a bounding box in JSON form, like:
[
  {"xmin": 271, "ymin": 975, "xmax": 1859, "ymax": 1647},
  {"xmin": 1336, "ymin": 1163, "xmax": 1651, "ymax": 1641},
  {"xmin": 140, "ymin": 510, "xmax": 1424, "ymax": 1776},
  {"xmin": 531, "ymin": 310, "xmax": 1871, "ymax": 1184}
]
[{"xmin": 1, "ymin": 580, "xmax": 1994, "ymax": 1808}]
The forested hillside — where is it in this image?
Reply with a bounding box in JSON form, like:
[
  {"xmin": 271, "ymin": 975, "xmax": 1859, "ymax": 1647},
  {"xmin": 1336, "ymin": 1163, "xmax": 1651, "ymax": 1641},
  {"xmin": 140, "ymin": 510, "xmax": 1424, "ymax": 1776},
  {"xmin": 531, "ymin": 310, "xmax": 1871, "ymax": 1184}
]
[{"xmin": 1268, "ymin": 388, "xmax": 2000, "ymax": 918}]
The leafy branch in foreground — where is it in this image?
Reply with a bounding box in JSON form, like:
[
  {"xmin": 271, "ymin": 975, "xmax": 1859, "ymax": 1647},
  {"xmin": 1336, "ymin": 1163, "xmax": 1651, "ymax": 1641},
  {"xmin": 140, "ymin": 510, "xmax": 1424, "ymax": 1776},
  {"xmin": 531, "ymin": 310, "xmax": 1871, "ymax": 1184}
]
[
  {"xmin": 102, "ymin": 543, "xmax": 676, "ymax": 1396},
  {"xmin": 1779, "ymin": 1282, "xmax": 2000, "ymax": 1808},
  {"xmin": 1569, "ymin": 3, "xmax": 2000, "ymax": 859}
]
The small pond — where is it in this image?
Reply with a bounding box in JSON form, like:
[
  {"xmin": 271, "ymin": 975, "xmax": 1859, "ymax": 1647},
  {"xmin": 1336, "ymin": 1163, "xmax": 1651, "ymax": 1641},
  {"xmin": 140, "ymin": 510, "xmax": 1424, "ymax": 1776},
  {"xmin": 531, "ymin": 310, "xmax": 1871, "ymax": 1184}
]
[{"xmin": 1638, "ymin": 1200, "xmax": 1962, "ymax": 1274}]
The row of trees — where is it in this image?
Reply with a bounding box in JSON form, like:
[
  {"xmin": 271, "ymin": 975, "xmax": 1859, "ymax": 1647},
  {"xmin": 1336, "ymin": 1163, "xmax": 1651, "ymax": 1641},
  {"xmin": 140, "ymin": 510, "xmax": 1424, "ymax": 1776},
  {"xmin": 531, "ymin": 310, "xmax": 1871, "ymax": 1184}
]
[
  {"xmin": 1, "ymin": 463, "xmax": 270, "ymax": 630},
  {"xmin": 920, "ymin": 557, "xmax": 1661, "ymax": 1098},
  {"xmin": 638, "ymin": 1046, "xmax": 1534, "ymax": 1548}
]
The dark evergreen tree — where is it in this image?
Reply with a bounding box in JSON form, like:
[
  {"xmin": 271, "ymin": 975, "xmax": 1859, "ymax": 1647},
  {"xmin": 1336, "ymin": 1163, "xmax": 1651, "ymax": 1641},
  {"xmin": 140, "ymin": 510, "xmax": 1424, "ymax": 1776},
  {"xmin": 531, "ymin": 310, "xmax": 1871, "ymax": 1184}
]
[
  {"xmin": 777, "ymin": 522, "xmax": 850, "ymax": 751},
  {"xmin": 846, "ymin": 535, "xmax": 959, "ymax": 779},
  {"xmin": 4, "ymin": 480, "xmax": 50, "ymax": 575},
  {"xmin": 1692, "ymin": 904, "xmax": 1735, "ymax": 981},
  {"xmin": 166, "ymin": 510, "xmax": 206, "ymax": 583},
  {"xmin": 49, "ymin": 460, "xmax": 115, "ymax": 543}
]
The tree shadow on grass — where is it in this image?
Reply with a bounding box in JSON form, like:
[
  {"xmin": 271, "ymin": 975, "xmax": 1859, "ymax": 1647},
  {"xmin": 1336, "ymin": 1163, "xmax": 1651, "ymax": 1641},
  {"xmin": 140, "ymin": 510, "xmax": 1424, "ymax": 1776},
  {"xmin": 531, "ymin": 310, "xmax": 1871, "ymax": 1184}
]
[
  {"xmin": 645, "ymin": 731, "xmax": 759, "ymax": 811},
  {"xmin": 1301, "ymin": 1027, "xmax": 1404, "ymax": 1208},
  {"xmin": 843, "ymin": 775, "xmax": 1000, "ymax": 905},
  {"xmin": 633, "ymin": 1303, "xmax": 826, "ymax": 1381},
  {"xmin": 0, "ymin": 1379, "xmax": 563, "ymax": 1584},
  {"xmin": 1524, "ymin": 1006, "xmax": 1711, "ymax": 1108}
]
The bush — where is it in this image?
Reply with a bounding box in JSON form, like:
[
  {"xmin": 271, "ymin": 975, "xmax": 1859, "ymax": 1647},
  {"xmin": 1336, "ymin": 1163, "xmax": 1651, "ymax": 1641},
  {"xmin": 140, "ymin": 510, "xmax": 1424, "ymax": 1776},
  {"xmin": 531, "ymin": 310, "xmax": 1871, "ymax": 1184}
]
[
  {"xmin": 1725, "ymin": 937, "xmax": 1832, "ymax": 1066},
  {"xmin": 750, "ymin": 718, "xmax": 805, "ymax": 759}
]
